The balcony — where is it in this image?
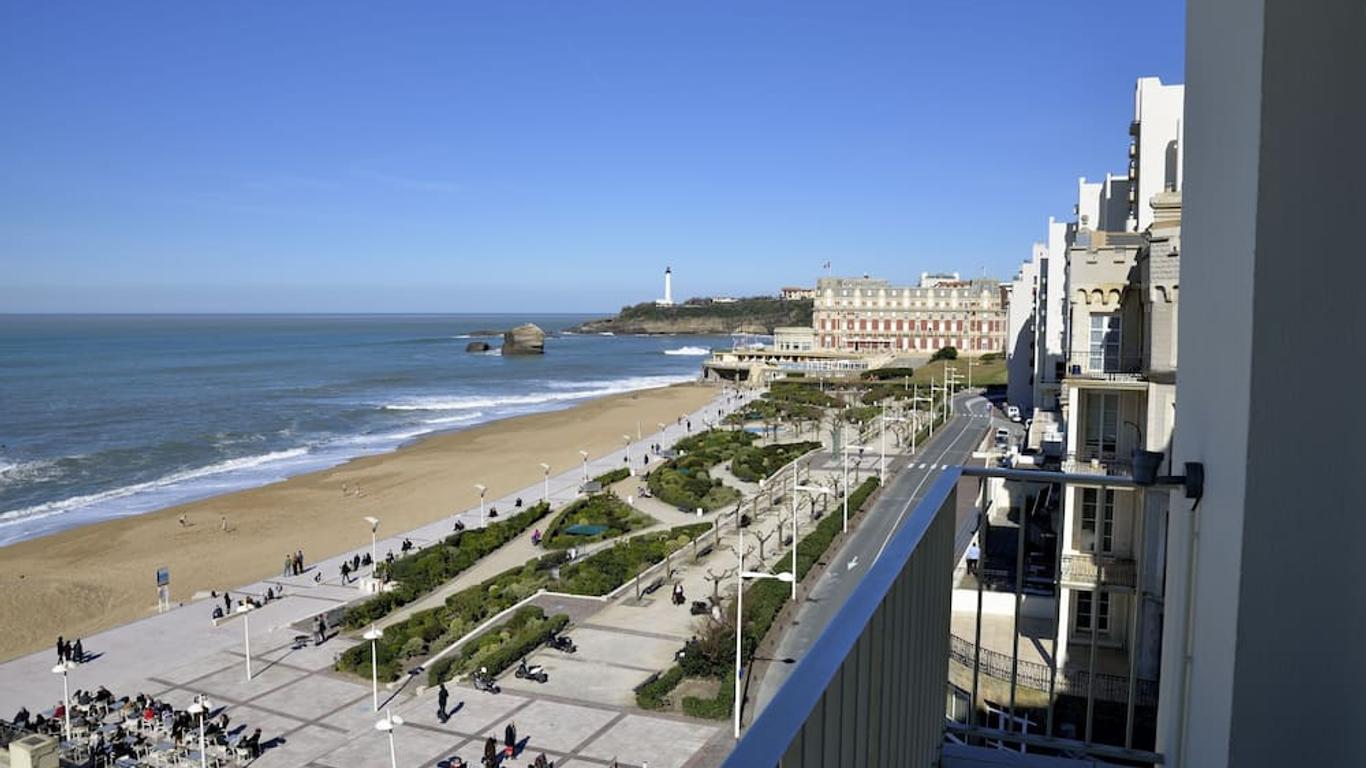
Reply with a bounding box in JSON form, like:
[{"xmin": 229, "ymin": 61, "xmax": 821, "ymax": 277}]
[
  {"xmin": 1060, "ymin": 552, "xmax": 1136, "ymax": 590},
  {"xmin": 1060, "ymin": 453, "xmax": 1133, "ymax": 477},
  {"xmin": 723, "ymin": 466, "xmax": 1164, "ymax": 768}
]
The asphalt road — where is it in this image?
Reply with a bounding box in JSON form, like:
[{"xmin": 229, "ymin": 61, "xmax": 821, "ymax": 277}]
[{"xmin": 751, "ymin": 391, "xmax": 999, "ymax": 713}]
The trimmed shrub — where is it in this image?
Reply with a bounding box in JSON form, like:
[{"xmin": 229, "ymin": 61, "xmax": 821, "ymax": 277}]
[
  {"xmin": 861, "ymin": 367, "xmax": 916, "ymax": 380},
  {"xmin": 542, "ymin": 492, "xmax": 652, "ymax": 549},
  {"xmin": 681, "ymin": 675, "xmax": 736, "ymax": 720},
  {"xmin": 635, "ymin": 665, "xmax": 685, "ymax": 710},
  {"xmin": 931, "ymin": 345, "xmax": 959, "ymax": 361},
  {"xmin": 729, "ymin": 441, "xmax": 821, "ymax": 482},
  {"xmin": 648, "ymin": 458, "xmax": 740, "ymax": 512},
  {"xmin": 427, "ymin": 606, "xmax": 569, "ymax": 686},
  {"xmin": 592, "ymin": 467, "xmax": 630, "ymax": 486},
  {"xmin": 343, "ymin": 501, "xmax": 552, "ymax": 628},
  {"xmin": 555, "ymin": 524, "xmax": 709, "ymax": 596}
]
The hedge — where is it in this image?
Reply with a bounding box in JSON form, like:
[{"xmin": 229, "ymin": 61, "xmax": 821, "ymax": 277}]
[
  {"xmin": 342, "ymin": 500, "xmax": 551, "ymax": 629},
  {"xmin": 592, "ymin": 467, "xmax": 630, "ymax": 486},
  {"xmin": 681, "ymin": 675, "xmax": 736, "ymax": 720},
  {"xmin": 427, "ymin": 607, "xmax": 569, "ymax": 686},
  {"xmin": 541, "ymin": 492, "xmax": 652, "ymax": 549},
  {"xmin": 648, "ymin": 457, "xmax": 740, "ymax": 512},
  {"xmin": 666, "ymin": 477, "xmax": 883, "ymax": 720},
  {"xmin": 729, "ymin": 441, "xmax": 821, "ymax": 482},
  {"xmin": 337, "ymin": 522, "xmax": 710, "ymax": 683},
  {"xmin": 861, "ymin": 367, "xmax": 916, "ymax": 380},
  {"xmin": 635, "ymin": 665, "xmax": 685, "ymax": 710},
  {"xmin": 673, "ymin": 429, "xmax": 755, "ymax": 465}
]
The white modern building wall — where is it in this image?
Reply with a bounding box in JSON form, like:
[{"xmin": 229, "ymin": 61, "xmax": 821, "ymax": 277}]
[
  {"xmin": 1130, "ymin": 77, "xmax": 1185, "ymax": 232},
  {"xmin": 1005, "ymin": 247, "xmax": 1041, "ymax": 411}
]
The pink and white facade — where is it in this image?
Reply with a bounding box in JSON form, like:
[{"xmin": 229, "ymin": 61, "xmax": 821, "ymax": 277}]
[{"xmin": 812, "ymin": 275, "xmax": 1006, "ymax": 354}]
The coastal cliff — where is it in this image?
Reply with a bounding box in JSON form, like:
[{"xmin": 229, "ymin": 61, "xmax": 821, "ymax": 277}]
[{"xmin": 569, "ymin": 297, "xmax": 813, "ymax": 335}]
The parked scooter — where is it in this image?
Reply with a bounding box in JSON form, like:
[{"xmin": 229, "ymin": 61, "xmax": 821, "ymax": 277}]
[
  {"xmin": 547, "ymin": 633, "xmax": 577, "ymax": 654},
  {"xmin": 515, "ymin": 657, "xmax": 549, "ymax": 684},
  {"xmin": 471, "ymin": 667, "xmax": 500, "ymax": 694}
]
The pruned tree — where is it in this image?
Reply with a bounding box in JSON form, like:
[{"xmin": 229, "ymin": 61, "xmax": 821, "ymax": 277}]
[
  {"xmin": 751, "ymin": 527, "xmax": 777, "ymax": 563},
  {"xmin": 704, "ymin": 565, "xmax": 736, "ymax": 601}
]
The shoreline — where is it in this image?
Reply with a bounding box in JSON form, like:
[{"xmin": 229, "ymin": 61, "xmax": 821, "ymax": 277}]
[{"xmin": 0, "ymin": 382, "xmax": 718, "ymax": 662}]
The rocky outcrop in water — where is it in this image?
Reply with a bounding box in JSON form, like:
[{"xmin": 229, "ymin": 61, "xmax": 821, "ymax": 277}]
[
  {"xmin": 465, "ymin": 341, "xmax": 492, "ymax": 352},
  {"xmin": 501, "ymin": 323, "xmax": 546, "ymax": 355}
]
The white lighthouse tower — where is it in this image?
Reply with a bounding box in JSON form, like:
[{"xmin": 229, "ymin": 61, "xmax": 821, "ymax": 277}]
[{"xmin": 656, "ymin": 266, "xmax": 675, "ymax": 307}]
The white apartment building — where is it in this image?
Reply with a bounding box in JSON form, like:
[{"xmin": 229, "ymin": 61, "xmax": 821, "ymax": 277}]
[{"xmin": 812, "ymin": 275, "xmax": 1007, "ymax": 355}]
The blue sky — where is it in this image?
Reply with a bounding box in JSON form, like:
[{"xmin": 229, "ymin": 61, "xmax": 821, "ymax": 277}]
[{"xmin": 0, "ymin": 1, "xmax": 1185, "ymax": 313}]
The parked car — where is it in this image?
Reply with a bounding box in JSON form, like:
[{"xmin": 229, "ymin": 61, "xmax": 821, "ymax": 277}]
[
  {"xmin": 994, "ymin": 428, "xmax": 1011, "ymax": 446},
  {"xmin": 1006, "ymin": 405, "xmax": 1022, "ymax": 422}
]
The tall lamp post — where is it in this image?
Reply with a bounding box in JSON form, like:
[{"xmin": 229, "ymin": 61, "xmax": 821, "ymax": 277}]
[
  {"xmin": 188, "ymin": 694, "xmax": 213, "ymax": 768},
  {"xmin": 364, "ymin": 516, "xmax": 380, "ymax": 572},
  {"xmin": 539, "ymin": 463, "xmax": 551, "ymax": 503},
  {"xmin": 623, "ymin": 434, "xmax": 634, "ymax": 475},
  {"xmin": 363, "ymin": 625, "xmax": 384, "ymax": 711},
  {"xmin": 236, "ymin": 603, "xmax": 255, "ymax": 681},
  {"xmin": 474, "ymin": 484, "xmax": 487, "ymax": 527},
  {"xmin": 840, "ymin": 445, "xmax": 873, "ymax": 533},
  {"xmin": 51, "ymin": 661, "xmax": 74, "ymax": 740},
  {"xmin": 374, "ymin": 709, "xmax": 404, "ymax": 768},
  {"xmin": 733, "ymin": 525, "xmax": 794, "ymax": 739},
  {"xmin": 790, "ymin": 482, "xmax": 831, "ymax": 598}
]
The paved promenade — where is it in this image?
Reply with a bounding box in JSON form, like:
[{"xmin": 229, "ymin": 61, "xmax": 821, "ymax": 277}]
[{"xmin": 0, "ymin": 388, "xmax": 755, "ymax": 768}]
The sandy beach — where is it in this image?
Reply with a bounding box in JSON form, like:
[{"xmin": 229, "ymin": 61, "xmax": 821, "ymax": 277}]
[{"xmin": 0, "ymin": 383, "xmax": 717, "ymax": 663}]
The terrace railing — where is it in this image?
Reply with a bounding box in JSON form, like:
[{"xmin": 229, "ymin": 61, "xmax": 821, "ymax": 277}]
[{"xmin": 723, "ymin": 466, "xmax": 1171, "ymax": 767}]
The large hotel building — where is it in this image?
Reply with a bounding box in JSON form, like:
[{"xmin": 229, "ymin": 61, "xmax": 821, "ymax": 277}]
[{"xmin": 812, "ymin": 273, "xmax": 1007, "ymax": 354}]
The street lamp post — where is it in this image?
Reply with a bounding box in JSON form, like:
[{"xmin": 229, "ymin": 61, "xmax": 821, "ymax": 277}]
[
  {"xmin": 539, "ymin": 463, "xmax": 550, "ymax": 503},
  {"xmin": 789, "ymin": 481, "xmax": 832, "ymax": 598},
  {"xmin": 363, "ymin": 625, "xmax": 384, "ymax": 711},
  {"xmin": 623, "ymin": 434, "xmax": 633, "ymax": 476},
  {"xmin": 50, "ymin": 661, "xmax": 74, "ymax": 740},
  {"xmin": 364, "ymin": 516, "xmax": 380, "ymax": 572},
  {"xmin": 188, "ymin": 694, "xmax": 213, "ymax": 768},
  {"xmin": 733, "ymin": 526, "xmax": 794, "ymax": 739},
  {"xmin": 474, "ymin": 484, "xmax": 487, "ymax": 527},
  {"xmin": 236, "ymin": 603, "xmax": 255, "ymax": 680},
  {"xmin": 374, "ymin": 709, "xmax": 404, "ymax": 768},
  {"xmin": 579, "ymin": 450, "xmax": 589, "ymax": 483}
]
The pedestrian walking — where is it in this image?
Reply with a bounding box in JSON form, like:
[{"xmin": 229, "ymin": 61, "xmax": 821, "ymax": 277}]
[
  {"xmin": 483, "ymin": 736, "xmax": 497, "ymax": 767},
  {"xmin": 340, "ymin": 562, "xmax": 351, "ymax": 583},
  {"xmin": 55, "ymin": 636, "xmax": 65, "ymax": 664},
  {"xmin": 223, "ymin": 592, "xmax": 231, "ymax": 616},
  {"xmin": 283, "ymin": 554, "xmax": 292, "ymax": 577},
  {"xmin": 504, "ymin": 721, "xmax": 517, "ymax": 758},
  {"xmin": 437, "ymin": 682, "xmax": 449, "ymax": 722},
  {"xmin": 966, "ymin": 540, "xmax": 980, "ymax": 575},
  {"xmin": 71, "ymin": 638, "xmax": 83, "ymax": 663}
]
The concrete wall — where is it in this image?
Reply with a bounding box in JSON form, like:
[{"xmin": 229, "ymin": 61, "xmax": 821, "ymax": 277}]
[
  {"xmin": 1133, "ymin": 78, "xmax": 1185, "ymax": 231},
  {"xmin": 1006, "ymin": 247, "xmax": 1042, "ymax": 411},
  {"xmin": 1159, "ymin": 1, "xmax": 1366, "ymax": 765}
]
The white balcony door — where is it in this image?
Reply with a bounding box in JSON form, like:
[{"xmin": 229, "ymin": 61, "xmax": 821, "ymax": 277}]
[{"xmin": 1089, "ymin": 313, "xmax": 1122, "ymax": 371}]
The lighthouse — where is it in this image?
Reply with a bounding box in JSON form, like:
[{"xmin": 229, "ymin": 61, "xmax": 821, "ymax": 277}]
[{"xmin": 657, "ymin": 266, "xmax": 675, "ymax": 307}]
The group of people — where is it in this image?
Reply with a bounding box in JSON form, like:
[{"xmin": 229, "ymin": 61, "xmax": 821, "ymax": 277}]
[
  {"xmin": 283, "ymin": 548, "xmax": 306, "ymax": 577},
  {"xmin": 11, "ymin": 688, "xmax": 266, "ymax": 764},
  {"xmin": 54, "ymin": 635, "xmax": 84, "ymax": 665}
]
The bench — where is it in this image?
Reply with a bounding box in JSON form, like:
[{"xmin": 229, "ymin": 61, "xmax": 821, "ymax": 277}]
[
  {"xmin": 694, "ymin": 544, "xmax": 714, "ymax": 559},
  {"xmin": 642, "ymin": 576, "xmax": 666, "ymax": 595}
]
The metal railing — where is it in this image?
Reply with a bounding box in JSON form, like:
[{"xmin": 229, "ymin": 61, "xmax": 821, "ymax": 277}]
[
  {"xmin": 1060, "ymin": 552, "xmax": 1137, "ymax": 590},
  {"xmin": 723, "ymin": 465, "xmax": 1169, "ymax": 767}
]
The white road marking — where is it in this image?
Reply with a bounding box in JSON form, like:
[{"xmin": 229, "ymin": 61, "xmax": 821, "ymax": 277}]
[
  {"xmin": 873, "ymin": 397, "xmax": 990, "ymax": 561},
  {"xmin": 847, "ymin": 556, "xmax": 860, "ymax": 571}
]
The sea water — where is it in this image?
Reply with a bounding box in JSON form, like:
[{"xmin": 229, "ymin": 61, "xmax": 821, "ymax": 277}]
[{"xmin": 0, "ymin": 315, "xmax": 720, "ymax": 545}]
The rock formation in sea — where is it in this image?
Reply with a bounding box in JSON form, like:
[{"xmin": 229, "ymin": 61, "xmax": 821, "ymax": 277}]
[
  {"xmin": 465, "ymin": 341, "xmax": 492, "ymax": 352},
  {"xmin": 501, "ymin": 323, "xmax": 546, "ymax": 355}
]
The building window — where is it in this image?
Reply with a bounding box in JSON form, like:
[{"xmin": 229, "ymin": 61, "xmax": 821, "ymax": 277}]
[
  {"xmin": 1089, "ymin": 313, "xmax": 1122, "ymax": 371},
  {"xmin": 1075, "ymin": 589, "xmax": 1110, "ymax": 633},
  {"xmin": 1080, "ymin": 488, "xmax": 1115, "ymax": 553},
  {"xmin": 1083, "ymin": 392, "xmax": 1120, "ymax": 457}
]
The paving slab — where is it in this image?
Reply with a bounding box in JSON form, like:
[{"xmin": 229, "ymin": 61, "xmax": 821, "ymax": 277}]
[
  {"xmin": 500, "ymin": 655, "xmax": 649, "ymax": 708},
  {"xmin": 314, "ymin": 722, "xmax": 457, "ymax": 768},
  {"xmin": 550, "ymin": 626, "xmax": 679, "ymax": 671},
  {"xmin": 579, "ymin": 715, "xmax": 719, "ymax": 768},
  {"xmin": 252, "ymin": 672, "xmax": 369, "ymax": 722},
  {"xmin": 189, "ymin": 660, "xmax": 311, "ymax": 705},
  {"xmin": 397, "ymin": 685, "xmax": 530, "ymax": 737},
  {"xmin": 251, "ymin": 723, "xmax": 341, "ymax": 768},
  {"xmin": 499, "ymin": 698, "xmax": 619, "ymax": 754}
]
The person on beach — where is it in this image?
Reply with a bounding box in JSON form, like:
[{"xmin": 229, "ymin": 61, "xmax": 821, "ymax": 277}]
[
  {"xmin": 437, "ymin": 682, "xmax": 449, "ymax": 722},
  {"xmin": 504, "ymin": 721, "xmax": 517, "ymax": 758},
  {"xmin": 283, "ymin": 554, "xmax": 293, "ymax": 577}
]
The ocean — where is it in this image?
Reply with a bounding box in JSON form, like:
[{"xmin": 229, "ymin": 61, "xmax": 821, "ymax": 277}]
[{"xmin": 0, "ymin": 314, "xmax": 721, "ymax": 546}]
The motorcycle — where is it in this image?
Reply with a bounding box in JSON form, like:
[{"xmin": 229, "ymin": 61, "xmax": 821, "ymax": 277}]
[
  {"xmin": 515, "ymin": 657, "xmax": 549, "ymax": 684},
  {"xmin": 471, "ymin": 667, "xmax": 500, "ymax": 695},
  {"xmin": 547, "ymin": 633, "xmax": 576, "ymax": 654}
]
